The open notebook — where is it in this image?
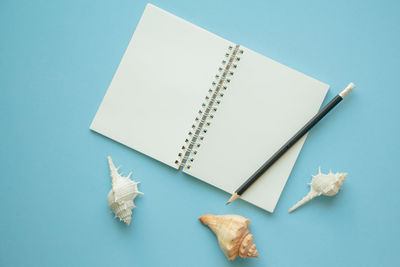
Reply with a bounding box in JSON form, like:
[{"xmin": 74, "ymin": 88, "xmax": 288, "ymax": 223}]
[{"xmin": 90, "ymin": 3, "xmax": 329, "ymax": 212}]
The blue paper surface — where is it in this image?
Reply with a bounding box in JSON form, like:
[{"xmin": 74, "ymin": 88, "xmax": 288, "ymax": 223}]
[{"xmin": 1, "ymin": 0, "xmax": 399, "ymax": 266}]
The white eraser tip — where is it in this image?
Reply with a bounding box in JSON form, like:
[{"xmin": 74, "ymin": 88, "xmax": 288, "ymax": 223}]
[
  {"xmin": 340, "ymin": 82, "xmax": 356, "ymax": 98},
  {"xmin": 347, "ymin": 82, "xmax": 356, "ymax": 90}
]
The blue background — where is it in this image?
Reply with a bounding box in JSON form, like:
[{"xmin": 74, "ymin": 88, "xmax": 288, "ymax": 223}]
[{"xmin": 1, "ymin": 0, "xmax": 399, "ymax": 266}]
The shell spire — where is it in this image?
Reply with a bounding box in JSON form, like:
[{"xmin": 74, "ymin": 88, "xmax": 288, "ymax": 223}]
[
  {"xmin": 107, "ymin": 156, "xmax": 143, "ymax": 225},
  {"xmin": 288, "ymin": 190, "xmax": 320, "ymax": 213},
  {"xmin": 199, "ymin": 214, "xmax": 259, "ymax": 260},
  {"xmin": 289, "ymin": 168, "xmax": 347, "ymax": 213},
  {"xmin": 107, "ymin": 156, "xmax": 120, "ymax": 183}
]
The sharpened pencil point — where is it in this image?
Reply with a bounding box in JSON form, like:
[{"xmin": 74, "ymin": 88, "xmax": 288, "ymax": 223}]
[{"xmin": 226, "ymin": 193, "xmax": 240, "ymax": 205}]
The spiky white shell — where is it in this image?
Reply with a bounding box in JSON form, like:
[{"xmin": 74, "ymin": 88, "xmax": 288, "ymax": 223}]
[
  {"xmin": 107, "ymin": 156, "xmax": 143, "ymax": 225},
  {"xmin": 289, "ymin": 168, "xmax": 347, "ymax": 213}
]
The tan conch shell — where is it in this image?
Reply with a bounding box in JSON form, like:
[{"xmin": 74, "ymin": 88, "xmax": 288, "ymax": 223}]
[
  {"xmin": 199, "ymin": 214, "xmax": 259, "ymax": 260},
  {"xmin": 289, "ymin": 168, "xmax": 347, "ymax": 213},
  {"xmin": 107, "ymin": 156, "xmax": 143, "ymax": 225}
]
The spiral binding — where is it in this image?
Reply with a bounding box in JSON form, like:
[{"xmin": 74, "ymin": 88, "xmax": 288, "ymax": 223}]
[{"xmin": 175, "ymin": 44, "xmax": 244, "ymax": 170}]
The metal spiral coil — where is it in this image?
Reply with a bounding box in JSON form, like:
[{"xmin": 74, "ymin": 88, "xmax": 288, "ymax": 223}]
[{"xmin": 175, "ymin": 44, "xmax": 243, "ymax": 170}]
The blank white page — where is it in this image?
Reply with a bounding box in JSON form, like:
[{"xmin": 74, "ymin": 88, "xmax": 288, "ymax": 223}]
[
  {"xmin": 90, "ymin": 4, "xmax": 232, "ymax": 168},
  {"xmin": 184, "ymin": 47, "xmax": 329, "ymax": 212}
]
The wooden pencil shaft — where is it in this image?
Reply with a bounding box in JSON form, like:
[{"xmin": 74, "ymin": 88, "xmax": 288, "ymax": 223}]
[{"xmin": 236, "ymin": 95, "xmax": 343, "ymax": 195}]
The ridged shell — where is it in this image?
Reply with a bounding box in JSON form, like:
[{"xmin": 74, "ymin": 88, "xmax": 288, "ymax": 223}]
[
  {"xmin": 107, "ymin": 156, "xmax": 143, "ymax": 225},
  {"xmin": 199, "ymin": 214, "xmax": 259, "ymax": 260},
  {"xmin": 289, "ymin": 168, "xmax": 347, "ymax": 213}
]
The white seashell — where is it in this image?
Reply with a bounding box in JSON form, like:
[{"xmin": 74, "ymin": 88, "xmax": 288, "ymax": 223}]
[
  {"xmin": 289, "ymin": 168, "xmax": 347, "ymax": 213},
  {"xmin": 107, "ymin": 156, "xmax": 143, "ymax": 225}
]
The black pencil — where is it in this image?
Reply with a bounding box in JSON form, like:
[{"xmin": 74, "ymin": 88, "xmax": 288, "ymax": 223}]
[{"xmin": 226, "ymin": 82, "xmax": 356, "ymax": 205}]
